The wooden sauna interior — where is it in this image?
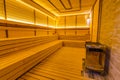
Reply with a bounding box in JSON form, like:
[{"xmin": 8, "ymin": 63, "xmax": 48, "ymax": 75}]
[{"xmin": 0, "ymin": 0, "xmax": 119, "ymax": 80}]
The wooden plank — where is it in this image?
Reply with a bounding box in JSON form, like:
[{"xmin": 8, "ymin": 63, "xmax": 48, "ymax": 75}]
[
  {"xmin": 35, "ymin": 64, "xmax": 82, "ymax": 76},
  {"xmin": 29, "ymin": 69, "xmax": 67, "ymax": 80},
  {"xmin": 0, "ymin": 36, "xmax": 58, "ymax": 55},
  {"xmin": 0, "ymin": 30, "xmax": 6, "ymax": 38},
  {"xmin": 0, "ymin": 40, "xmax": 61, "ymax": 69},
  {"xmin": 63, "ymin": 40, "xmax": 85, "ymax": 48},
  {"xmin": 22, "ymin": 72, "xmax": 52, "ymax": 80},
  {"xmin": 0, "ymin": 40, "xmax": 62, "ymax": 80},
  {"xmin": 18, "ymin": 47, "xmax": 87, "ymax": 80},
  {"xmin": 21, "ymin": 75, "xmax": 39, "ymax": 80},
  {"xmin": 17, "ymin": 78, "xmax": 25, "ymax": 80},
  {"xmin": 32, "ymin": 68, "xmax": 82, "ymax": 79}
]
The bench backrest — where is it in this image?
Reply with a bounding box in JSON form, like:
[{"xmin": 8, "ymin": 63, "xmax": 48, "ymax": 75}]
[
  {"xmin": 59, "ymin": 35, "xmax": 90, "ymax": 41},
  {"xmin": 0, "ymin": 36, "xmax": 58, "ymax": 56}
]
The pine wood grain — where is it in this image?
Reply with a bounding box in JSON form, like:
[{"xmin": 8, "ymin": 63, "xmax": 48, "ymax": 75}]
[{"xmin": 18, "ymin": 47, "xmax": 90, "ymax": 80}]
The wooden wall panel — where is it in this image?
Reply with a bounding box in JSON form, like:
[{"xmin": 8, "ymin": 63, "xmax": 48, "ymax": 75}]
[
  {"xmin": 56, "ymin": 30, "xmax": 65, "ymax": 35},
  {"xmin": 56, "ymin": 16, "xmax": 65, "ymax": 28},
  {"xmin": 77, "ymin": 29, "xmax": 89, "ymax": 35},
  {"xmin": 91, "ymin": 0, "xmax": 99, "ymax": 42},
  {"xmin": 98, "ymin": 0, "xmax": 119, "ymax": 80},
  {"xmin": 0, "ymin": 0, "xmax": 5, "ymax": 19},
  {"xmin": 66, "ymin": 30, "xmax": 75, "ymax": 35},
  {"xmin": 0, "ymin": 29, "xmax": 6, "ymax": 38},
  {"xmin": 8, "ymin": 28, "xmax": 35, "ymax": 38},
  {"xmin": 36, "ymin": 29, "xmax": 48, "ymax": 36},
  {"xmin": 77, "ymin": 14, "xmax": 87, "ymax": 27},
  {"xmin": 56, "ymin": 14, "xmax": 88, "ymax": 29},
  {"xmin": 48, "ymin": 30, "xmax": 55, "ymax": 35},
  {"xmin": 0, "ymin": 0, "xmax": 90, "ymax": 40},
  {"xmin": 48, "ymin": 17, "xmax": 55, "ymax": 28},
  {"xmin": 6, "ymin": 0, "xmax": 34, "ymax": 24},
  {"xmin": 59, "ymin": 35, "xmax": 90, "ymax": 41},
  {"xmin": 66, "ymin": 16, "xmax": 76, "ymax": 28},
  {"xmin": 89, "ymin": 12, "xmax": 93, "ymax": 41},
  {"xmin": 36, "ymin": 11, "xmax": 47, "ymax": 27},
  {"xmin": 56, "ymin": 29, "xmax": 89, "ymax": 36}
]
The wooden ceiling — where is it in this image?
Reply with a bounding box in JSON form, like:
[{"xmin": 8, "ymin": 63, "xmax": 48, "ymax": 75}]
[{"xmin": 20, "ymin": 0, "xmax": 96, "ymax": 16}]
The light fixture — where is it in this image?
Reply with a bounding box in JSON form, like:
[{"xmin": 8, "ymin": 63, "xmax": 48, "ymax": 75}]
[
  {"xmin": 85, "ymin": 14, "xmax": 91, "ymax": 26},
  {"xmin": 87, "ymin": 18, "xmax": 90, "ymax": 26}
]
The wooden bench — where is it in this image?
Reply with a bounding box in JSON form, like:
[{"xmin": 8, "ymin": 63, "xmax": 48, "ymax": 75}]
[
  {"xmin": 59, "ymin": 35, "xmax": 90, "ymax": 41},
  {"xmin": 0, "ymin": 36, "xmax": 88, "ymax": 80},
  {"xmin": 0, "ymin": 36, "xmax": 58, "ymax": 56},
  {"xmin": 62, "ymin": 40, "xmax": 85, "ymax": 48},
  {"xmin": 0, "ymin": 36, "xmax": 62, "ymax": 80}
]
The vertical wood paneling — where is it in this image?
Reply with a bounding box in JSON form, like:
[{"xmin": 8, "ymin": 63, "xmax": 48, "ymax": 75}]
[
  {"xmin": 109, "ymin": 0, "xmax": 120, "ymax": 80},
  {"xmin": 89, "ymin": 12, "xmax": 93, "ymax": 41},
  {"xmin": 49, "ymin": 30, "xmax": 55, "ymax": 35},
  {"xmin": 0, "ymin": 0, "xmax": 91, "ymax": 39},
  {"xmin": 77, "ymin": 29, "xmax": 89, "ymax": 35},
  {"xmin": 99, "ymin": 0, "xmax": 114, "ymax": 46},
  {"xmin": 66, "ymin": 16, "xmax": 76, "ymax": 28},
  {"xmin": 56, "ymin": 15, "xmax": 88, "ymax": 29},
  {"xmin": 48, "ymin": 17, "xmax": 55, "ymax": 28},
  {"xmin": 66, "ymin": 30, "xmax": 75, "ymax": 35},
  {"xmin": 0, "ymin": 0, "xmax": 5, "ymax": 19},
  {"xmin": 65, "ymin": 16, "xmax": 76, "ymax": 35},
  {"xmin": 6, "ymin": 0, "xmax": 34, "ymax": 24},
  {"xmin": 91, "ymin": 0, "xmax": 99, "ymax": 42},
  {"xmin": 34, "ymin": 10, "xmax": 36, "ymax": 24},
  {"xmin": 98, "ymin": 0, "xmax": 120, "ymax": 80},
  {"xmin": 56, "ymin": 15, "xmax": 89, "ymax": 36},
  {"xmin": 36, "ymin": 29, "xmax": 48, "ymax": 36},
  {"xmin": 77, "ymin": 14, "xmax": 87, "ymax": 28},
  {"xmin": 36, "ymin": 11, "xmax": 47, "ymax": 27},
  {"xmin": 0, "ymin": 29, "xmax": 6, "ymax": 38},
  {"xmin": 56, "ymin": 16, "xmax": 65, "ymax": 28},
  {"xmin": 56, "ymin": 29, "xmax": 65, "ymax": 35},
  {"xmin": 8, "ymin": 28, "xmax": 35, "ymax": 38}
]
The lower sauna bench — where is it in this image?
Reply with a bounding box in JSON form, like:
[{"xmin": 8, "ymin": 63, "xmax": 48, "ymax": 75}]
[
  {"xmin": 0, "ymin": 40, "xmax": 62, "ymax": 80},
  {"xmin": 0, "ymin": 40, "xmax": 105, "ymax": 80},
  {"xmin": 17, "ymin": 47, "xmax": 90, "ymax": 80}
]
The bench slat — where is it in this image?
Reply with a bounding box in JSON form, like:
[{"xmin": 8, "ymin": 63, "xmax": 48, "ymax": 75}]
[{"xmin": 0, "ymin": 40, "xmax": 62, "ymax": 80}]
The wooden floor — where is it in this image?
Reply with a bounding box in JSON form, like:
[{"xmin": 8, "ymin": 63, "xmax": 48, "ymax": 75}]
[{"xmin": 17, "ymin": 47, "xmax": 90, "ymax": 80}]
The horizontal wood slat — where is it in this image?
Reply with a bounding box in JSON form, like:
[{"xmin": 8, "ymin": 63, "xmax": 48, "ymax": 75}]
[
  {"xmin": 6, "ymin": 0, "xmax": 34, "ymax": 24},
  {"xmin": 48, "ymin": 17, "xmax": 55, "ymax": 27},
  {"xmin": 62, "ymin": 40, "xmax": 85, "ymax": 48},
  {"xmin": 0, "ymin": 36, "xmax": 58, "ymax": 55},
  {"xmin": 36, "ymin": 11, "xmax": 47, "ymax": 26},
  {"xmin": 59, "ymin": 35, "xmax": 90, "ymax": 41},
  {"xmin": 0, "ymin": 40, "xmax": 62, "ymax": 80},
  {"xmin": 0, "ymin": 19, "xmax": 55, "ymax": 29},
  {"xmin": 18, "ymin": 47, "xmax": 88, "ymax": 80}
]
